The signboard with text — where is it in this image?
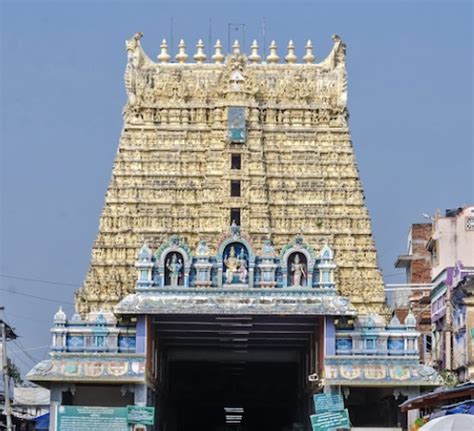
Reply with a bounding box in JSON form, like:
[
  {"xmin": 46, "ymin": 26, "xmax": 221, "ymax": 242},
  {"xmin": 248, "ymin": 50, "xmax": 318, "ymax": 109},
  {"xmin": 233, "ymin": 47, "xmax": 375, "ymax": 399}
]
[
  {"xmin": 314, "ymin": 393, "xmax": 345, "ymax": 413},
  {"xmin": 127, "ymin": 405, "xmax": 155, "ymax": 425},
  {"xmin": 57, "ymin": 406, "xmax": 128, "ymax": 431},
  {"xmin": 310, "ymin": 408, "xmax": 350, "ymax": 431}
]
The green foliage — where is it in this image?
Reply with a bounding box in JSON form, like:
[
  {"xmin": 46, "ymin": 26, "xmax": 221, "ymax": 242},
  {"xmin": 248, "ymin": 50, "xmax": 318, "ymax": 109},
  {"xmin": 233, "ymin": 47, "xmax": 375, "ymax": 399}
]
[
  {"xmin": 6, "ymin": 358, "xmax": 24, "ymax": 386},
  {"xmin": 439, "ymin": 369, "xmax": 458, "ymax": 388},
  {"xmin": 415, "ymin": 417, "xmax": 426, "ymax": 426}
]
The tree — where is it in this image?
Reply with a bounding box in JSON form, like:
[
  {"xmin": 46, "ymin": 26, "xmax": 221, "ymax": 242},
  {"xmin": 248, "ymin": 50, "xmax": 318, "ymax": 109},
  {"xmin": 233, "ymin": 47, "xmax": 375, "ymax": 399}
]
[{"xmin": 6, "ymin": 358, "xmax": 24, "ymax": 386}]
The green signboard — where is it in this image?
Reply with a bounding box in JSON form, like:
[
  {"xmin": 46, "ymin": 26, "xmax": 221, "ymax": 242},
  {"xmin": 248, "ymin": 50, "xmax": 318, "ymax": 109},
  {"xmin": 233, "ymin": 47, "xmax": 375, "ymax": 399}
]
[
  {"xmin": 57, "ymin": 406, "xmax": 128, "ymax": 431},
  {"xmin": 310, "ymin": 409, "xmax": 350, "ymax": 431},
  {"xmin": 127, "ymin": 405, "xmax": 155, "ymax": 425},
  {"xmin": 313, "ymin": 393, "xmax": 345, "ymax": 413}
]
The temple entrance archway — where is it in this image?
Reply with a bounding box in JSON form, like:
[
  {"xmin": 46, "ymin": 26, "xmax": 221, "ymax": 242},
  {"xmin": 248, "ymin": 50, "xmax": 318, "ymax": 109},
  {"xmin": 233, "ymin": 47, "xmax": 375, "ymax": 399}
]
[{"xmin": 153, "ymin": 314, "xmax": 324, "ymax": 431}]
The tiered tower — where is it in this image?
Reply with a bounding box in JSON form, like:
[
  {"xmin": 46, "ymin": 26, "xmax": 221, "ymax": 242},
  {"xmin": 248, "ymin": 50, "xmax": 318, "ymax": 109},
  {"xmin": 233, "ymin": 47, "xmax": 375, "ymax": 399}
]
[{"xmin": 75, "ymin": 34, "xmax": 385, "ymax": 315}]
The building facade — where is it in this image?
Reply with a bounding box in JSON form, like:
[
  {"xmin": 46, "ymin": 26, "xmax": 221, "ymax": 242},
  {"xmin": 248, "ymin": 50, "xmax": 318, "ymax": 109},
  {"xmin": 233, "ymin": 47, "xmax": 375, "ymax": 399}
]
[
  {"xmin": 428, "ymin": 206, "xmax": 474, "ymax": 381},
  {"xmin": 28, "ymin": 34, "xmax": 440, "ymax": 431},
  {"xmin": 395, "ymin": 223, "xmax": 433, "ymax": 363}
]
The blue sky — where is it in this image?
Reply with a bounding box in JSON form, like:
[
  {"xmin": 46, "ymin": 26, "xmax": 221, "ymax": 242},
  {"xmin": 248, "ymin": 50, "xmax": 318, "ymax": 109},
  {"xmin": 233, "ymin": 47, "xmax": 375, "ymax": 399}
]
[{"xmin": 1, "ymin": 0, "xmax": 472, "ymax": 374}]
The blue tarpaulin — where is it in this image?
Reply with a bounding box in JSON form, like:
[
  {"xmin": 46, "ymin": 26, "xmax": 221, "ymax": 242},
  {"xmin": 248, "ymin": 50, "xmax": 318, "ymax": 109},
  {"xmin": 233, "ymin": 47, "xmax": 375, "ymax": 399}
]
[
  {"xmin": 34, "ymin": 412, "xmax": 49, "ymax": 430},
  {"xmin": 445, "ymin": 400, "xmax": 474, "ymax": 416}
]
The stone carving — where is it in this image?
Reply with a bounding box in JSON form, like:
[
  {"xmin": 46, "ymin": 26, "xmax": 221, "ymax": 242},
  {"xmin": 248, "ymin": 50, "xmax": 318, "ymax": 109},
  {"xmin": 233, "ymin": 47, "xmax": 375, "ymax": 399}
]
[
  {"xmin": 165, "ymin": 253, "xmax": 183, "ymax": 286},
  {"xmin": 76, "ymin": 34, "xmax": 386, "ymax": 316},
  {"xmin": 291, "ymin": 254, "xmax": 307, "ymax": 287},
  {"xmin": 116, "ymin": 289, "xmax": 357, "ymax": 316},
  {"xmin": 224, "ymin": 246, "xmax": 248, "ymax": 284}
]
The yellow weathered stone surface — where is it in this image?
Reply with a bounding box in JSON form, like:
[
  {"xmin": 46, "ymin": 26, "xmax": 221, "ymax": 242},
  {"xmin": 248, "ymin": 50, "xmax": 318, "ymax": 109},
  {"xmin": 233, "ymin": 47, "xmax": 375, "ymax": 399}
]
[{"xmin": 75, "ymin": 34, "xmax": 386, "ymax": 315}]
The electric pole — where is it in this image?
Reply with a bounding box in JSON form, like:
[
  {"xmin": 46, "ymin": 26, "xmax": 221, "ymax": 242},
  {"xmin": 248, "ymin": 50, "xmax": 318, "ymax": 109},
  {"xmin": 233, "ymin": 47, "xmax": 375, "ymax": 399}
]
[{"xmin": 1, "ymin": 306, "xmax": 13, "ymax": 431}]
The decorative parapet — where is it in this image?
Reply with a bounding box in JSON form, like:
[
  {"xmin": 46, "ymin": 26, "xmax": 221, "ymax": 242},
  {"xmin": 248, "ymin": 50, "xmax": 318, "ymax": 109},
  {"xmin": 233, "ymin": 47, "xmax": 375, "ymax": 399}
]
[
  {"xmin": 115, "ymin": 287, "xmax": 357, "ymax": 316},
  {"xmin": 51, "ymin": 308, "xmax": 136, "ymax": 354},
  {"xmin": 326, "ymin": 312, "xmax": 441, "ymax": 387},
  {"xmin": 324, "ymin": 356, "xmax": 441, "ymax": 387},
  {"xmin": 28, "ymin": 309, "xmax": 144, "ymax": 387},
  {"xmin": 123, "ymin": 33, "xmax": 348, "ymax": 126},
  {"xmin": 117, "ymin": 231, "xmax": 355, "ymax": 316},
  {"xmin": 134, "ymin": 230, "xmax": 338, "ymax": 291},
  {"xmin": 125, "ymin": 32, "xmax": 345, "ymax": 68},
  {"xmin": 335, "ymin": 313, "xmax": 419, "ymax": 356},
  {"xmin": 27, "ymin": 352, "xmax": 147, "ymax": 386}
]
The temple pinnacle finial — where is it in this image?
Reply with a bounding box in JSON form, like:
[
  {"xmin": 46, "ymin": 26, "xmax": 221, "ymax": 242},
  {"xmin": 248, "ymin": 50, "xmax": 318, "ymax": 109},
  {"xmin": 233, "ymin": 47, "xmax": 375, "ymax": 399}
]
[
  {"xmin": 232, "ymin": 40, "xmax": 241, "ymax": 55},
  {"xmin": 303, "ymin": 40, "xmax": 315, "ymax": 64},
  {"xmin": 194, "ymin": 39, "xmax": 207, "ymax": 64},
  {"xmin": 285, "ymin": 40, "xmax": 297, "ymax": 64},
  {"xmin": 175, "ymin": 39, "xmax": 188, "ymax": 63},
  {"xmin": 212, "ymin": 39, "xmax": 225, "ymax": 64},
  {"xmin": 266, "ymin": 40, "xmax": 279, "ymax": 63},
  {"xmin": 157, "ymin": 38, "xmax": 171, "ymax": 63},
  {"xmin": 248, "ymin": 40, "xmax": 261, "ymax": 63}
]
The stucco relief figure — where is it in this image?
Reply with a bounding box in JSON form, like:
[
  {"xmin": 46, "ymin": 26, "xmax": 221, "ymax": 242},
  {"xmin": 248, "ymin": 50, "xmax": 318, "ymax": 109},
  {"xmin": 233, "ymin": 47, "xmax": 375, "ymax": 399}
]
[
  {"xmin": 224, "ymin": 246, "xmax": 248, "ymax": 284},
  {"xmin": 166, "ymin": 253, "xmax": 183, "ymax": 286},
  {"xmin": 224, "ymin": 246, "xmax": 239, "ymax": 284},
  {"xmin": 291, "ymin": 254, "xmax": 307, "ymax": 287},
  {"xmin": 238, "ymin": 250, "xmax": 248, "ymax": 283}
]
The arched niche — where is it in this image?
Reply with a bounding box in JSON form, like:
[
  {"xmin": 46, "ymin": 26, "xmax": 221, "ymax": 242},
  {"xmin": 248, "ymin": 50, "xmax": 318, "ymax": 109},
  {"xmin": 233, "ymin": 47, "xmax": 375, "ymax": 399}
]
[
  {"xmin": 286, "ymin": 252, "xmax": 308, "ymax": 287},
  {"xmin": 164, "ymin": 251, "xmax": 185, "ymax": 287},
  {"xmin": 280, "ymin": 238, "xmax": 315, "ymax": 288},
  {"xmin": 216, "ymin": 236, "xmax": 255, "ymax": 288},
  {"xmin": 155, "ymin": 236, "xmax": 192, "ymax": 288},
  {"xmin": 222, "ymin": 242, "xmax": 249, "ymax": 285}
]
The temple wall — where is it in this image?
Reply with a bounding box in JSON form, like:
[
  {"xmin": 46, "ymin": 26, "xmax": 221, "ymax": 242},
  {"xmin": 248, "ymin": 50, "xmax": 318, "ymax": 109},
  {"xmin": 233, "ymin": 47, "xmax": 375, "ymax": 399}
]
[{"xmin": 75, "ymin": 35, "xmax": 386, "ymax": 315}]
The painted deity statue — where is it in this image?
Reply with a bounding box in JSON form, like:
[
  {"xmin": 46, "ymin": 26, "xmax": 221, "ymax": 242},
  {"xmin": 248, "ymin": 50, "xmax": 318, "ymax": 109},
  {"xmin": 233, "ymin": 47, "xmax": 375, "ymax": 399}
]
[
  {"xmin": 238, "ymin": 250, "xmax": 248, "ymax": 283},
  {"xmin": 291, "ymin": 254, "xmax": 306, "ymax": 287},
  {"xmin": 224, "ymin": 246, "xmax": 239, "ymax": 284},
  {"xmin": 224, "ymin": 246, "xmax": 248, "ymax": 284},
  {"xmin": 166, "ymin": 253, "xmax": 183, "ymax": 286}
]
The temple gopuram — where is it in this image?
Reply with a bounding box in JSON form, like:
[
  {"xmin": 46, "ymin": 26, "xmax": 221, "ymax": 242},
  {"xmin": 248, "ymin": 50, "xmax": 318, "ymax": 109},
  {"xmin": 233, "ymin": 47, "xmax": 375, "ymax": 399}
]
[{"xmin": 28, "ymin": 34, "xmax": 440, "ymax": 431}]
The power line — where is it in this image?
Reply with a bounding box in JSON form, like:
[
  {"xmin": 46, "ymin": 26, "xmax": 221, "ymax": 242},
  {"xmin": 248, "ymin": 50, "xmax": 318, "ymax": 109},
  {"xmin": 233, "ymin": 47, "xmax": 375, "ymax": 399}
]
[
  {"xmin": 0, "ymin": 287, "xmax": 74, "ymax": 305},
  {"xmin": 8, "ymin": 348, "xmax": 36, "ymax": 369},
  {"xmin": 12, "ymin": 339, "xmax": 39, "ymax": 365},
  {"xmin": 9, "ymin": 344, "xmax": 50, "ymax": 355},
  {"xmin": 0, "ymin": 273, "xmax": 78, "ymax": 287},
  {"xmin": 4, "ymin": 310, "xmax": 52, "ymax": 324}
]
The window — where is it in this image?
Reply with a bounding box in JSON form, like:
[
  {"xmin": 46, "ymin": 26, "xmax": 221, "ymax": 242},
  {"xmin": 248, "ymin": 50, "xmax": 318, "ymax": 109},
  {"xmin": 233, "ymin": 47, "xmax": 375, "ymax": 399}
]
[
  {"xmin": 431, "ymin": 241, "xmax": 438, "ymax": 265},
  {"xmin": 230, "ymin": 208, "xmax": 241, "ymax": 226},
  {"xmin": 466, "ymin": 217, "xmax": 474, "ymax": 231},
  {"xmin": 231, "ymin": 154, "xmax": 241, "ymax": 170},
  {"xmin": 230, "ymin": 180, "xmax": 241, "ymax": 197},
  {"xmin": 425, "ymin": 334, "xmax": 432, "ymax": 353}
]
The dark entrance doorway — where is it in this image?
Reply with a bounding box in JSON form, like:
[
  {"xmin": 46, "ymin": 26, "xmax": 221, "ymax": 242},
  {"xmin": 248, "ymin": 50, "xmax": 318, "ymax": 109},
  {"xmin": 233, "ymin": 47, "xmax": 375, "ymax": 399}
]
[{"xmin": 153, "ymin": 315, "xmax": 323, "ymax": 431}]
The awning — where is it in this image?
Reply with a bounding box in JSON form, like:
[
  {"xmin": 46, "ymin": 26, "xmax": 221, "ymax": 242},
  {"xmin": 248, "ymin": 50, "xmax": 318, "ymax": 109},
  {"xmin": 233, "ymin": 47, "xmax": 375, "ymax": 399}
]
[{"xmin": 400, "ymin": 382, "xmax": 474, "ymax": 411}]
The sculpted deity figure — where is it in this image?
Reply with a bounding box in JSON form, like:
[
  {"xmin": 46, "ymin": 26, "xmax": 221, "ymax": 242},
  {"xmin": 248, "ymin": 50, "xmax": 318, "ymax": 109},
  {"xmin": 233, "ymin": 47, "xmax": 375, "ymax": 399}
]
[
  {"xmin": 166, "ymin": 253, "xmax": 183, "ymax": 286},
  {"xmin": 291, "ymin": 254, "xmax": 307, "ymax": 287},
  {"xmin": 238, "ymin": 250, "xmax": 248, "ymax": 283},
  {"xmin": 224, "ymin": 246, "xmax": 239, "ymax": 284}
]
